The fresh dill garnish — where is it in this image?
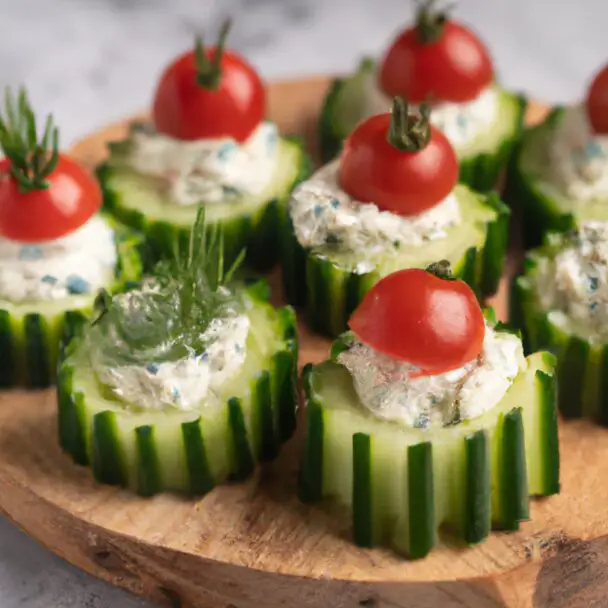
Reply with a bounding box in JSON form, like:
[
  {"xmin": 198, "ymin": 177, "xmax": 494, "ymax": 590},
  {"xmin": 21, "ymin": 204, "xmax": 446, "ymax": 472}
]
[
  {"xmin": 89, "ymin": 207, "xmax": 245, "ymax": 366},
  {"xmin": 0, "ymin": 86, "xmax": 59, "ymax": 192}
]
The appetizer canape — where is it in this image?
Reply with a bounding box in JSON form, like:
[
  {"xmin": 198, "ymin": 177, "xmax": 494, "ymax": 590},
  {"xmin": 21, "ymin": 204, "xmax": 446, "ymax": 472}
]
[
  {"xmin": 507, "ymin": 63, "xmax": 608, "ymax": 247},
  {"xmin": 283, "ymin": 97, "xmax": 509, "ymax": 337},
  {"xmin": 319, "ymin": 0, "xmax": 525, "ymax": 190},
  {"xmin": 301, "ymin": 263, "xmax": 559, "ymax": 559},
  {"xmin": 57, "ymin": 208, "xmax": 297, "ymax": 496},
  {"xmin": 98, "ymin": 21, "xmax": 311, "ymax": 270},
  {"xmin": 0, "ymin": 88, "xmax": 142, "ymax": 389},
  {"xmin": 513, "ymin": 222, "xmax": 608, "ymax": 424}
]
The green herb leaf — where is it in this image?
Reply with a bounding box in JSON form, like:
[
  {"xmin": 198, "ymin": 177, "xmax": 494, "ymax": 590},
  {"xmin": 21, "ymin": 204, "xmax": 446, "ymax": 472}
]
[{"xmin": 0, "ymin": 86, "xmax": 60, "ymax": 193}]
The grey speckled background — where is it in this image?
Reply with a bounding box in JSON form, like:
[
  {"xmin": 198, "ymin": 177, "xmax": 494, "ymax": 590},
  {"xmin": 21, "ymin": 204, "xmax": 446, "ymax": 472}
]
[{"xmin": 0, "ymin": 0, "xmax": 606, "ymax": 606}]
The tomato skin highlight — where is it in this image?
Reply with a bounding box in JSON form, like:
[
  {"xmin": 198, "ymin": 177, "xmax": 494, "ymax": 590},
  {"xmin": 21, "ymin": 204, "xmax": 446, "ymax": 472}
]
[
  {"xmin": 379, "ymin": 20, "xmax": 493, "ymax": 104},
  {"xmin": 152, "ymin": 47, "xmax": 265, "ymax": 143},
  {"xmin": 586, "ymin": 63, "xmax": 608, "ymax": 135},
  {"xmin": 348, "ymin": 267, "xmax": 485, "ymax": 374},
  {"xmin": 0, "ymin": 155, "xmax": 102, "ymax": 242},
  {"xmin": 339, "ymin": 112, "xmax": 459, "ymax": 216}
]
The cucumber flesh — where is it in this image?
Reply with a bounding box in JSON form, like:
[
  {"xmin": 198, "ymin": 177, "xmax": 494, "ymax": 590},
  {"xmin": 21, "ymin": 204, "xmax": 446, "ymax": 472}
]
[
  {"xmin": 57, "ymin": 292, "xmax": 298, "ymax": 496},
  {"xmin": 319, "ymin": 62, "xmax": 526, "ymax": 190},
  {"xmin": 0, "ymin": 220, "xmax": 143, "ymax": 388},
  {"xmin": 283, "ymin": 185, "xmax": 509, "ymax": 337},
  {"xmin": 300, "ymin": 351, "xmax": 559, "ymax": 559},
  {"xmin": 100, "ymin": 138, "xmax": 312, "ymax": 271}
]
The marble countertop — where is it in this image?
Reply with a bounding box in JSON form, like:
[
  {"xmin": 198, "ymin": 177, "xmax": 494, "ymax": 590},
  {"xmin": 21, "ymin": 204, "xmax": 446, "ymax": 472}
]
[{"xmin": 0, "ymin": 0, "xmax": 606, "ymax": 606}]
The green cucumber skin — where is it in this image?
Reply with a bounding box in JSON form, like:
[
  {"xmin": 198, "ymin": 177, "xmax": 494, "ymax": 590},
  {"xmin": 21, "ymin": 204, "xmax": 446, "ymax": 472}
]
[
  {"xmin": 57, "ymin": 296, "xmax": 298, "ymax": 497},
  {"xmin": 319, "ymin": 77, "xmax": 527, "ymax": 192},
  {"xmin": 300, "ymin": 355, "xmax": 559, "ymax": 559},
  {"xmin": 98, "ymin": 137, "xmax": 313, "ymax": 273},
  {"xmin": 0, "ymin": 223, "xmax": 143, "ymax": 389},
  {"xmin": 282, "ymin": 193, "xmax": 509, "ymax": 337},
  {"xmin": 514, "ymin": 274, "xmax": 608, "ymax": 428},
  {"xmin": 504, "ymin": 108, "xmax": 575, "ymax": 248}
]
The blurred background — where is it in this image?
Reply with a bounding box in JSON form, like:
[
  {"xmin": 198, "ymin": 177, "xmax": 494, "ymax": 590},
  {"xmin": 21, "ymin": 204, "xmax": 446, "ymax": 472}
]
[
  {"xmin": 0, "ymin": 0, "xmax": 606, "ymax": 606},
  {"xmin": 1, "ymin": 0, "xmax": 606, "ymax": 145}
]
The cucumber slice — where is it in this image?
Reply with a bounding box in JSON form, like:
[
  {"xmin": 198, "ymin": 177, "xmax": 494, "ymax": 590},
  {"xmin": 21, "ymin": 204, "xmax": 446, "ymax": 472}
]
[
  {"xmin": 513, "ymin": 238, "xmax": 608, "ymax": 425},
  {"xmin": 300, "ymin": 348, "xmax": 559, "ymax": 559},
  {"xmin": 98, "ymin": 136, "xmax": 312, "ymax": 271},
  {"xmin": 282, "ymin": 185, "xmax": 509, "ymax": 337},
  {"xmin": 319, "ymin": 60, "xmax": 526, "ymax": 191},
  {"xmin": 0, "ymin": 219, "xmax": 143, "ymax": 389},
  {"xmin": 57, "ymin": 287, "xmax": 298, "ymax": 496},
  {"xmin": 504, "ymin": 107, "xmax": 585, "ymax": 247}
]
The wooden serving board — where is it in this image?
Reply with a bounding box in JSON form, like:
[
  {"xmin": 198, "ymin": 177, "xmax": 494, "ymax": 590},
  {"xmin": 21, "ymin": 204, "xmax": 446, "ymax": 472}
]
[{"xmin": 0, "ymin": 77, "xmax": 606, "ymax": 608}]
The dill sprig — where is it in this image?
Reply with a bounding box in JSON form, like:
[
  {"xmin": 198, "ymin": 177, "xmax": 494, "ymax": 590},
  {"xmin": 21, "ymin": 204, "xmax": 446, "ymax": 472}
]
[
  {"xmin": 91, "ymin": 207, "xmax": 245, "ymax": 365},
  {"xmin": 0, "ymin": 87, "xmax": 59, "ymax": 192}
]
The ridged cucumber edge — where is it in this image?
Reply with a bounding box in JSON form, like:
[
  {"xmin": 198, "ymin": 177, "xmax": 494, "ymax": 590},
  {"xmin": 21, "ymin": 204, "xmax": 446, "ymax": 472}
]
[
  {"xmin": 0, "ymin": 223, "xmax": 143, "ymax": 389},
  {"xmin": 299, "ymin": 352, "xmax": 559, "ymax": 559},
  {"xmin": 281, "ymin": 191, "xmax": 510, "ymax": 338},
  {"xmin": 56, "ymin": 287, "xmax": 299, "ymax": 497},
  {"xmin": 503, "ymin": 107, "xmax": 575, "ymax": 248},
  {"xmin": 97, "ymin": 136, "xmax": 313, "ymax": 273},
  {"xmin": 513, "ymin": 268, "xmax": 608, "ymax": 426}
]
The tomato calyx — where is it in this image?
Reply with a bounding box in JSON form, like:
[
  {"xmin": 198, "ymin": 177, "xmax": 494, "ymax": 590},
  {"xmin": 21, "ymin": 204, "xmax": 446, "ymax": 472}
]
[
  {"xmin": 425, "ymin": 259, "xmax": 456, "ymax": 281},
  {"xmin": 415, "ymin": 0, "xmax": 451, "ymax": 44},
  {"xmin": 0, "ymin": 88, "xmax": 60, "ymax": 194},
  {"xmin": 194, "ymin": 19, "xmax": 231, "ymax": 90},
  {"xmin": 387, "ymin": 96, "xmax": 432, "ymax": 152}
]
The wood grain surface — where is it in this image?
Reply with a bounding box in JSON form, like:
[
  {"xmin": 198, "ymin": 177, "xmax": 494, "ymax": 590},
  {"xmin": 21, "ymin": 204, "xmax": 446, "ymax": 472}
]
[{"xmin": 0, "ymin": 77, "xmax": 604, "ymax": 608}]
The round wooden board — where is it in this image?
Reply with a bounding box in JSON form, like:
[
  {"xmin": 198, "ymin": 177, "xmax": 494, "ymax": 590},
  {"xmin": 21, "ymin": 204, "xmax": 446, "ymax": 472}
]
[{"xmin": 0, "ymin": 77, "xmax": 606, "ymax": 608}]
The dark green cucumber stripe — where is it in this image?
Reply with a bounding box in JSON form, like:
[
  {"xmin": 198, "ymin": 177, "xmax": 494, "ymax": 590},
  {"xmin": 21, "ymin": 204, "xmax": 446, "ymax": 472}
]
[
  {"xmin": 181, "ymin": 418, "xmax": 215, "ymax": 496},
  {"xmin": 299, "ymin": 364, "xmax": 324, "ymax": 502},
  {"xmin": 273, "ymin": 348, "xmax": 298, "ymax": 442},
  {"xmin": 460, "ymin": 247, "xmax": 479, "ymax": 296},
  {"xmin": 318, "ymin": 77, "xmax": 346, "ymax": 164},
  {"xmin": 0, "ymin": 310, "xmax": 14, "ymax": 388},
  {"xmin": 281, "ymin": 210, "xmax": 308, "ymax": 307},
  {"xmin": 481, "ymin": 194, "xmax": 510, "ymax": 296},
  {"xmin": 24, "ymin": 313, "xmax": 51, "ymax": 389},
  {"xmin": 536, "ymin": 370, "xmax": 560, "ymax": 496},
  {"xmin": 407, "ymin": 442, "xmax": 435, "ymax": 559},
  {"xmin": 92, "ymin": 411, "xmax": 126, "ymax": 486},
  {"xmin": 599, "ymin": 347, "xmax": 608, "ymax": 427},
  {"xmin": 499, "ymin": 408, "xmax": 529, "ymax": 530},
  {"xmin": 463, "ymin": 430, "xmax": 491, "ymax": 545},
  {"xmin": 135, "ymin": 425, "xmax": 162, "ymax": 497},
  {"xmin": 557, "ymin": 336, "xmax": 588, "ymax": 419},
  {"xmin": 254, "ymin": 371, "xmax": 277, "ymax": 462},
  {"xmin": 352, "ymin": 432, "xmax": 373, "ymax": 548},
  {"xmin": 57, "ymin": 378, "xmax": 90, "ymax": 466},
  {"xmin": 228, "ymin": 397, "xmax": 255, "ymax": 480}
]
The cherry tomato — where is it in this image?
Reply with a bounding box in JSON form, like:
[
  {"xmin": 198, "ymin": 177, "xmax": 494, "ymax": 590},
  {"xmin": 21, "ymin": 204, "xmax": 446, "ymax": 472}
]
[
  {"xmin": 339, "ymin": 99, "xmax": 459, "ymax": 216},
  {"xmin": 0, "ymin": 155, "xmax": 102, "ymax": 242},
  {"xmin": 348, "ymin": 264, "xmax": 485, "ymax": 375},
  {"xmin": 586, "ymin": 63, "xmax": 608, "ymax": 135},
  {"xmin": 152, "ymin": 24, "xmax": 265, "ymax": 143},
  {"xmin": 379, "ymin": 6, "xmax": 493, "ymax": 104}
]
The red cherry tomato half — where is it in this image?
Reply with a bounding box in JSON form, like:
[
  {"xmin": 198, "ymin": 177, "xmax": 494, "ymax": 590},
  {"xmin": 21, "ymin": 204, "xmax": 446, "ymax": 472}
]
[
  {"xmin": 586, "ymin": 63, "xmax": 608, "ymax": 135},
  {"xmin": 0, "ymin": 155, "xmax": 102, "ymax": 242},
  {"xmin": 348, "ymin": 265, "xmax": 485, "ymax": 374},
  {"xmin": 379, "ymin": 20, "xmax": 493, "ymax": 104},
  {"xmin": 339, "ymin": 108, "xmax": 459, "ymax": 216},
  {"xmin": 152, "ymin": 41, "xmax": 265, "ymax": 142}
]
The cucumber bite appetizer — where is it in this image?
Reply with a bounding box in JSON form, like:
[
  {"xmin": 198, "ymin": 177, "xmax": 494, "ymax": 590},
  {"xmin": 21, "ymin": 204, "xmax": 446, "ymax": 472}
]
[
  {"xmin": 0, "ymin": 88, "xmax": 142, "ymax": 389},
  {"xmin": 57, "ymin": 208, "xmax": 298, "ymax": 496},
  {"xmin": 513, "ymin": 221, "xmax": 608, "ymax": 424},
  {"xmin": 301, "ymin": 264, "xmax": 560, "ymax": 559},
  {"xmin": 508, "ymin": 63, "xmax": 608, "ymax": 247},
  {"xmin": 319, "ymin": 0, "xmax": 525, "ymax": 190},
  {"xmin": 98, "ymin": 21, "xmax": 310, "ymax": 270},
  {"xmin": 284, "ymin": 97, "xmax": 509, "ymax": 337}
]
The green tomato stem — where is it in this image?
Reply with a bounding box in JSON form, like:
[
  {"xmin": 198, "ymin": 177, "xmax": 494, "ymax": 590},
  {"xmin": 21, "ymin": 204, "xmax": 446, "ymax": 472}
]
[
  {"xmin": 425, "ymin": 259, "xmax": 455, "ymax": 281},
  {"xmin": 415, "ymin": 0, "xmax": 451, "ymax": 45},
  {"xmin": 195, "ymin": 19, "xmax": 232, "ymax": 90},
  {"xmin": 386, "ymin": 96, "xmax": 432, "ymax": 152}
]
